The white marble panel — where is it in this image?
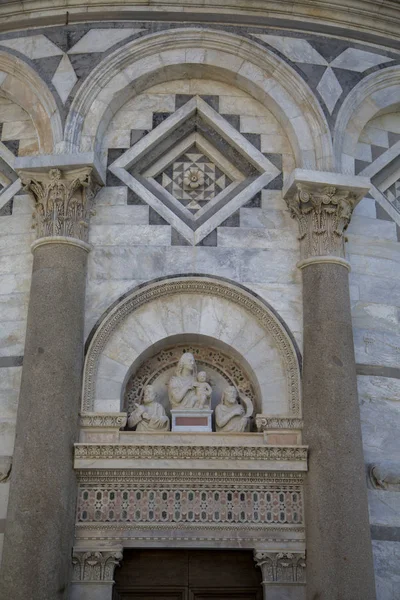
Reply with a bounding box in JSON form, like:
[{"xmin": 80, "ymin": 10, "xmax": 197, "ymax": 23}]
[
  {"xmin": 51, "ymin": 55, "xmax": 77, "ymax": 104},
  {"xmin": 68, "ymin": 28, "xmax": 143, "ymax": 53},
  {"xmin": 0, "ymin": 35, "xmax": 63, "ymax": 59},
  {"xmin": 368, "ymin": 490, "xmax": 400, "ymax": 527},
  {"xmin": 89, "ymin": 225, "xmax": 170, "ymax": 246},
  {"xmin": 355, "ymin": 142, "xmax": 373, "ymax": 162},
  {"xmin": 92, "ymin": 205, "xmax": 149, "ymax": 225},
  {"xmin": 1, "ymin": 120, "xmax": 36, "ymax": 140},
  {"xmin": 353, "ymin": 197, "xmax": 377, "ymax": 218},
  {"xmin": 253, "ymin": 35, "xmax": 327, "ymax": 65},
  {"xmin": 95, "ymin": 186, "xmax": 128, "ymax": 206},
  {"xmin": 218, "ymin": 227, "xmax": 297, "ymax": 250},
  {"xmin": 372, "ymin": 541, "xmax": 400, "ymax": 600},
  {"xmin": 239, "ymin": 208, "xmax": 295, "ymax": 230},
  {"xmin": 0, "ymin": 420, "xmax": 16, "ymax": 455},
  {"xmin": 0, "ymin": 321, "xmax": 26, "ymax": 356},
  {"xmin": 330, "ymin": 48, "xmax": 393, "ymax": 72},
  {"xmin": 359, "ymin": 374, "xmax": 400, "ymax": 465},
  {"xmin": 347, "ymin": 216, "xmax": 397, "ymax": 241}
]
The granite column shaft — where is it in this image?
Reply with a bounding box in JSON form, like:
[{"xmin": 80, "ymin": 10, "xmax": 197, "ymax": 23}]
[
  {"xmin": 0, "ymin": 167, "xmax": 97, "ymax": 600},
  {"xmin": 284, "ymin": 172, "xmax": 376, "ymax": 600}
]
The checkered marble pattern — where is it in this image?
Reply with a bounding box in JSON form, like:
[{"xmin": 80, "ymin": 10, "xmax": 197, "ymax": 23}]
[
  {"xmin": 355, "ymin": 112, "xmax": 400, "ymax": 175},
  {"xmin": 159, "ymin": 145, "xmax": 232, "ymax": 212},
  {"xmin": 385, "ymin": 179, "xmax": 400, "ymax": 211},
  {"xmin": 102, "ymin": 81, "xmax": 291, "ymax": 245}
]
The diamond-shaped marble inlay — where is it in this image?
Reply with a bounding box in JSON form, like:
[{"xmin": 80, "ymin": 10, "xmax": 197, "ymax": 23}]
[
  {"xmin": 159, "ymin": 144, "xmax": 233, "ymax": 212},
  {"xmin": 316, "ymin": 67, "xmax": 343, "ymax": 115},
  {"xmin": 109, "ymin": 96, "xmax": 280, "ymax": 245}
]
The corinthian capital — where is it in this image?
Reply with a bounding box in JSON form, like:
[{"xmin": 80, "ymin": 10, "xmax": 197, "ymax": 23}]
[
  {"xmin": 72, "ymin": 549, "xmax": 123, "ymax": 582},
  {"xmin": 20, "ymin": 167, "xmax": 100, "ymax": 243},
  {"xmin": 253, "ymin": 550, "xmax": 306, "ymax": 583},
  {"xmin": 283, "ymin": 170, "xmax": 370, "ymax": 262}
]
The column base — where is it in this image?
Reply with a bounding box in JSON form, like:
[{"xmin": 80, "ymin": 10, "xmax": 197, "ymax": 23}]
[
  {"xmin": 297, "ymin": 255, "xmax": 350, "ymax": 270},
  {"xmin": 70, "ymin": 582, "xmax": 114, "ymax": 600}
]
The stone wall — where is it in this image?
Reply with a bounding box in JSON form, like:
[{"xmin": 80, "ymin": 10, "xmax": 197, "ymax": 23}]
[{"xmin": 0, "ymin": 14, "xmax": 399, "ymax": 597}]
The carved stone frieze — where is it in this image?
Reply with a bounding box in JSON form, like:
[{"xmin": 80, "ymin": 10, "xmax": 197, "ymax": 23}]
[
  {"xmin": 75, "ymin": 469, "xmax": 305, "ymax": 486},
  {"xmin": 254, "ymin": 550, "xmax": 306, "ymax": 583},
  {"xmin": 74, "ymin": 444, "xmax": 308, "ymax": 462},
  {"xmin": 79, "ymin": 413, "xmax": 127, "ymax": 428},
  {"xmin": 72, "ymin": 549, "xmax": 123, "ymax": 582},
  {"xmin": 285, "ymin": 183, "xmax": 357, "ymax": 260},
  {"xmin": 256, "ymin": 416, "xmax": 303, "ymax": 431},
  {"xmin": 19, "ymin": 167, "xmax": 100, "ymax": 242}
]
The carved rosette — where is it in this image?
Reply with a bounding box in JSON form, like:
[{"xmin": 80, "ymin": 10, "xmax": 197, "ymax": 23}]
[
  {"xmin": 72, "ymin": 550, "xmax": 123, "ymax": 582},
  {"xmin": 20, "ymin": 167, "xmax": 100, "ymax": 242},
  {"xmin": 285, "ymin": 184, "xmax": 357, "ymax": 260},
  {"xmin": 253, "ymin": 550, "xmax": 306, "ymax": 583}
]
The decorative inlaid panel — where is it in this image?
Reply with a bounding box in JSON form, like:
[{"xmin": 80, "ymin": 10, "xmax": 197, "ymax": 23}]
[
  {"xmin": 77, "ymin": 485, "xmax": 303, "ymax": 526},
  {"xmin": 159, "ymin": 144, "xmax": 233, "ymax": 211}
]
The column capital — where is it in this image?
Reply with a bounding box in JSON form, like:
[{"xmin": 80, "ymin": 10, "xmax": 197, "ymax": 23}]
[
  {"xmin": 253, "ymin": 550, "xmax": 306, "ymax": 584},
  {"xmin": 18, "ymin": 166, "xmax": 101, "ymax": 244},
  {"xmin": 283, "ymin": 169, "xmax": 370, "ymax": 263},
  {"xmin": 72, "ymin": 548, "xmax": 123, "ymax": 583}
]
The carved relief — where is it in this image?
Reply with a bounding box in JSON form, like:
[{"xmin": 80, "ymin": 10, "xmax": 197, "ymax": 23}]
[
  {"xmin": 124, "ymin": 343, "xmax": 256, "ymax": 414},
  {"xmin": 255, "ymin": 416, "xmax": 303, "ymax": 431},
  {"xmin": 285, "ymin": 183, "xmax": 357, "ymax": 260},
  {"xmin": 20, "ymin": 167, "xmax": 100, "ymax": 242},
  {"xmin": 369, "ymin": 463, "xmax": 400, "ymax": 491},
  {"xmin": 72, "ymin": 549, "xmax": 123, "ymax": 582},
  {"xmin": 84, "ymin": 279, "xmax": 301, "ymax": 416},
  {"xmin": 127, "ymin": 385, "xmax": 170, "ymax": 432},
  {"xmin": 254, "ymin": 550, "xmax": 306, "ymax": 583},
  {"xmin": 215, "ymin": 386, "xmax": 253, "ymax": 432}
]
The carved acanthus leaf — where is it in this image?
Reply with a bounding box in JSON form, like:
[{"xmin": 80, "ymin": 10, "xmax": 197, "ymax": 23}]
[
  {"xmin": 20, "ymin": 167, "xmax": 100, "ymax": 242},
  {"xmin": 285, "ymin": 183, "xmax": 357, "ymax": 260},
  {"xmin": 72, "ymin": 549, "xmax": 123, "ymax": 582},
  {"xmin": 254, "ymin": 550, "xmax": 306, "ymax": 583}
]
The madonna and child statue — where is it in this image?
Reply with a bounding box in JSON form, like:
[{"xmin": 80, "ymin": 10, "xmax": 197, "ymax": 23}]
[{"xmin": 128, "ymin": 351, "xmax": 253, "ymax": 433}]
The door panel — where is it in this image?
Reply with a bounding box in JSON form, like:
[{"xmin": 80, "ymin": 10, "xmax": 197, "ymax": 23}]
[
  {"xmin": 117, "ymin": 590, "xmax": 187, "ymax": 600},
  {"xmin": 189, "ymin": 588, "xmax": 262, "ymax": 600},
  {"xmin": 114, "ymin": 550, "xmax": 262, "ymax": 599}
]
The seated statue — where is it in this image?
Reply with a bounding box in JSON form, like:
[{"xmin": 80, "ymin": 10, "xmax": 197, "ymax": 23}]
[
  {"xmin": 168, "ymin": 352, "xmax": 205, "ymax": 409},
  {"xmin": 215, "ymin": 386, "xmax": 253, "ymax": 432},
  {"xmin": 128, "ymin": 385, "xmax": 169, "ymax": 432}
]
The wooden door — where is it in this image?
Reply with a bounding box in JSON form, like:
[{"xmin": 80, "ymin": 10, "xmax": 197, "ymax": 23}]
[{"xmin": 113, "ymin": 549, "xmax": 262, "ymax": 600}]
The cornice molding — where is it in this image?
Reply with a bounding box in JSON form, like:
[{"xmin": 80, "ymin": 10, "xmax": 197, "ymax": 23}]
[
  {"xmin": 0, "ymin": 2, "xmax": 400, "ymax": 45},
  {"xmin": 74, "ymin": 443, "xmax": 308, "ymax": 462}
]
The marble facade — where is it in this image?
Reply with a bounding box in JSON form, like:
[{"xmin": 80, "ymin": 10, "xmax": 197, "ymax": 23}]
[{"xmin": 0, "ymin": 2, "xmax": 399, "ymax": 599}]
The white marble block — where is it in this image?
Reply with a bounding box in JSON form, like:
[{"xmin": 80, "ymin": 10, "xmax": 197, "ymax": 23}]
[{"xmin": 171, "ymin": 409, "xmax": 213, "ymax": 432}]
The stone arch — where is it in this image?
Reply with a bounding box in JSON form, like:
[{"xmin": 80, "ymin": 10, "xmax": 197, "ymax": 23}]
[
  {"xmin": 0, "ymin": 51, "xmax": 62, "ymax": 153},
  {"xmin": 334, "ymin": 65, "xmax": 400, "ymax": 174},
  {"xmin": 82, "ymin": 275, "xmax": 302, "ymax": 418},
  {"xmin": 65, "ymin": 28, "xmax": 332, "ymax": 170}
]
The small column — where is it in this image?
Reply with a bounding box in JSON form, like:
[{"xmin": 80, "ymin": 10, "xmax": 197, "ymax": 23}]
[
  {"xmin": 253, "ymin": 550, "xmax": 306, "ymax": 600},
  {"xmin": 0, "ymin": 167, "xmax": 99, "ymax": 599},
  {"xmin": 283, "ymin": 170, "xmax": 376, "ymax": 600},
  {"xmin": 70, "ymin": 549, "xmax": 123, "ymax": 600}
]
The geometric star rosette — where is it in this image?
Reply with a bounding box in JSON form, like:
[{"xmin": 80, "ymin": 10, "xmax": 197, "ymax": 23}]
[{"xmin": 109, "ymin": 96, "xmax": 280, "ymax": 244}]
